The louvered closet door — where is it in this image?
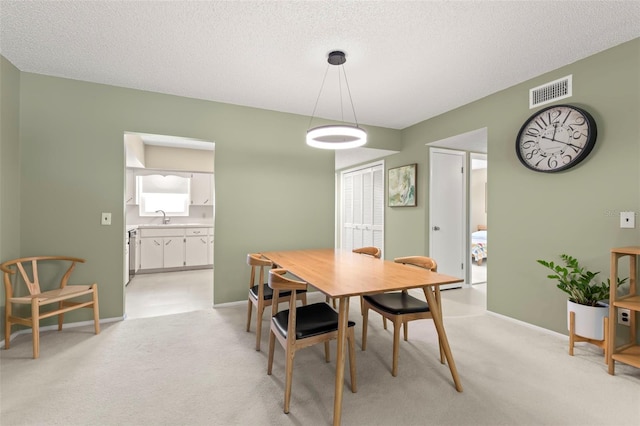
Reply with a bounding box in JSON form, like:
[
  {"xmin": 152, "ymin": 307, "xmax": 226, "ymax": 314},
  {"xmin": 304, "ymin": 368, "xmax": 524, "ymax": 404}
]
[{"xmin": 341, "ymin": 163, "xmax": 384, "ymax": 253}]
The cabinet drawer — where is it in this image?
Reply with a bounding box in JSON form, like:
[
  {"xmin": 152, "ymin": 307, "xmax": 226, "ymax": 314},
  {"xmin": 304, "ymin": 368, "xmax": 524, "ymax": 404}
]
[
  {"xmin": 186, "ymin": 228, "xmax": 208, "ymax": 236},
  {"xmin": 140, "ymin": 228, "xmax": 184, "ymax": 237}
]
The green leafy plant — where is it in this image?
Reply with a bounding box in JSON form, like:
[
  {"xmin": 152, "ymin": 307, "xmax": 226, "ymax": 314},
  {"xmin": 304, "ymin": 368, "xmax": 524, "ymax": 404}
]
[{"xmin": 537, "ymin": 254, "xmax": 627, "ymax": 307}]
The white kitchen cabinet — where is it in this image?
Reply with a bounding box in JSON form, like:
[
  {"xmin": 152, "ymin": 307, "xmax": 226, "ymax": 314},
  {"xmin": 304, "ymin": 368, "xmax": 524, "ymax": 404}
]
[
  {"xmin": 186, "ymin": 236, "xmax": 208, "ymax": 266},
  {"xmin": 135, "ymin": 237, "xmax": 141, "ymax": 272},
  {"xmin": 163, "ymin": 237, "xmax": 185, "ymax": 268},
  {"xmin": 140, "ymin": 228, "xmax": 185, "ymax": 270},
  {"xmin": 140, "ymin": 238, "xmax": 164, "ymax": 269},
  {"xmin": 190, "ymin": 173, "xmax": 214, "ymax": 205},
  {"xmin": 125, "ymin": 169, "xmax": 137, "ymax": 205},
  {"xmin": 124, "ymin": 232, "xmax": 130, "ymax": 286},
  {"xmin": 137, "ymin": 226, "xmax": 212, "ymax": 271},
  {"xmin": 208, "ymin": 234, "xmax": 214, "ymax": 265},
  {"xmin": 185, "ymin": 228, "xmax": 209, "ymax": 266}
]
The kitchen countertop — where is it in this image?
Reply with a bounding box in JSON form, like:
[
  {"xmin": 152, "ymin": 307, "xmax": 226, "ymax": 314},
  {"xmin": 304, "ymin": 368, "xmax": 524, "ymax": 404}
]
[{"xmin": 130, "ymin": 223, "xmax": 213, "ymax": 229}]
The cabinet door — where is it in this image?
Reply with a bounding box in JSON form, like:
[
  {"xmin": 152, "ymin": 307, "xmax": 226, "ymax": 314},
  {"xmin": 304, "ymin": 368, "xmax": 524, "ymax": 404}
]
[
  {"xmin": 135, "ymin": 238, "xmax": 141, "ymax": 271},
  {"xmin": 163, "ymin": 237, "xmax": 185, "ymax": 268},
  {"xmin": 208, "ymin": 235, "xmax": 214, "ymax": 265},
  {"xmin": 185, "ymin": 236, "xmax": 208, "ymax": 266},
  {"xmin": 125, "ymin": 169, "xmax": 137, "ymax": 205},
  {"xmin": 190, "ymin": 173, "xmax": 213, "ymax": 205},
  {"xmin": 140, "ymin": 238, "xmax": 163, "ymax": 269}
]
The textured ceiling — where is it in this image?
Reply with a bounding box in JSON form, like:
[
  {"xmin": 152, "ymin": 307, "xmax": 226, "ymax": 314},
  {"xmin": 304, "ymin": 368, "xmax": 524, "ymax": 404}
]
[{"xmin": 1, "ymin": 1, "xmax": 639, "ymax": 130}]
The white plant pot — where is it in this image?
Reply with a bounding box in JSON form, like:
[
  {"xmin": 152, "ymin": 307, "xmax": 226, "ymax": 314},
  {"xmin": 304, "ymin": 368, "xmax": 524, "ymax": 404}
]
[{"xmin": 567, "ymin": 300, "xmax": 608, "ymax": 341}]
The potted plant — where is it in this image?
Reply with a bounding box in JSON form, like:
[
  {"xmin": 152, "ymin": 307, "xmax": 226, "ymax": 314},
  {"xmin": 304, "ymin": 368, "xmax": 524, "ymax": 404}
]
[{"xmin": 537, "ymin": 254, "xmax": 627, "ymax": 341}]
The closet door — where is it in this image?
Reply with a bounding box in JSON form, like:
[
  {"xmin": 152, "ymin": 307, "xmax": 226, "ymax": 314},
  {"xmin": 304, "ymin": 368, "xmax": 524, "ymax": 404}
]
[{"xmin": 341, "ymin": 162, "xmax": 384, "ymax": 253}]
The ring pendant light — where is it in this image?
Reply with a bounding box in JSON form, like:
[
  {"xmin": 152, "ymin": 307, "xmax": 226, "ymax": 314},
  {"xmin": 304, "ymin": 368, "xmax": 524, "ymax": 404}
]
[{"xmin": 306, "ymin": 51, "xmax": 367, "ymax": 150}]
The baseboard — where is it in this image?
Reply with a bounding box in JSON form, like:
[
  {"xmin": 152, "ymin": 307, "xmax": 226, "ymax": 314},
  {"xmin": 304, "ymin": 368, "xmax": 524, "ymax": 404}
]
[
  {"xmin": 486, "ymin": 310, "xmax": 569, "ymax": 341},
  {"xmin": 0, "ymin": 316, "xmax": 124, "ymax": 349}
]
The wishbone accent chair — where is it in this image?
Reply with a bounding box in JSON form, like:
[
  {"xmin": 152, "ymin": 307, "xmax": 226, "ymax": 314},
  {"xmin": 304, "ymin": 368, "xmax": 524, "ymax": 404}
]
[
  {"xmin": 361, "ymin": 255, "xmax": 444, "ymax": 376},
  {"xmin": 1, "ymin": 256, "xmax": 100, "ymax": 359}
]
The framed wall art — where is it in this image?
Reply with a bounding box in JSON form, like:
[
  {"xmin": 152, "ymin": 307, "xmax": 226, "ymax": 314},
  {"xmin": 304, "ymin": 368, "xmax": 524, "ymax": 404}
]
[{"xmin": 388, "ymin": 163, "xmax": 416, "ymax": 207}]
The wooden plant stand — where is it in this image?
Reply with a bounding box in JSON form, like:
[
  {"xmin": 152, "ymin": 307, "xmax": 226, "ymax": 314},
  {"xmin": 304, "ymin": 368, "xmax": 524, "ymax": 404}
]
[{"xmin": 569, "ymin": 311, "xmax": 608, "ymax": 363}]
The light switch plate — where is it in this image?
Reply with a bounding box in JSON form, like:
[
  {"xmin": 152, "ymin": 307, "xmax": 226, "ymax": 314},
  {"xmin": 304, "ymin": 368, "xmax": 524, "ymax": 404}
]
[
  {"xmin": 620, "ymin": 211, "xmax": 635, "ymax": 228},
  {"xmin": 101, "ymin": 212, "xmax": 112, "ymax": 226}
]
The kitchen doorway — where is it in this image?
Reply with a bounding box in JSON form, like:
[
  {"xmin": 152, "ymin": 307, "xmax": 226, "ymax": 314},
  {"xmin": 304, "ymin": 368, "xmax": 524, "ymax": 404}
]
[{"xmin": 123, "ymin": 132, "xmax": 215, "ymax": 319}]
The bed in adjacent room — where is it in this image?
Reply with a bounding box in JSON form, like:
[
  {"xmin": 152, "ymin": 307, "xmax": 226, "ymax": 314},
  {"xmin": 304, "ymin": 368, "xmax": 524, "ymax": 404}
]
[{"xmin": 471, "ymin": 225, "xmax": 487, "ymax": 265}]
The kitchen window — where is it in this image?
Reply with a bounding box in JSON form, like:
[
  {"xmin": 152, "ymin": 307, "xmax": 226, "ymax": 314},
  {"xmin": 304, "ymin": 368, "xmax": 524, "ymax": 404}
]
[{"xmin": 137, "ymin": 173, "xmax": 190, "ymax": 217}]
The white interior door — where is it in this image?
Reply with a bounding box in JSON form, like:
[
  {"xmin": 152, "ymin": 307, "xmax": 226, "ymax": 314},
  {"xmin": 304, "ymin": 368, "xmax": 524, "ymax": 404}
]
[{"xmin": 429, "ymin": 148, "xmax": 466, "ymax": 288}]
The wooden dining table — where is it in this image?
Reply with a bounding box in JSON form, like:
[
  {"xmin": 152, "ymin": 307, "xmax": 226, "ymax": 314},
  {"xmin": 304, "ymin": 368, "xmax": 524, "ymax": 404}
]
[{"xmin": 261, "ymin": 248, "xmax": 464, "ymax": 425}]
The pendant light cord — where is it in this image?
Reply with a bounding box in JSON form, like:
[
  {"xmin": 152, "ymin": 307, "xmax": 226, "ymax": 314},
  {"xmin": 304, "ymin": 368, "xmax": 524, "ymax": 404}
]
[
  {"xmin": 307, "ymin": 61, "xmax": 360, "ymax": 129},
  {"xmin": 308, "ymin": 63, "xmax": 330, "ymax": 129},
  {"xmin": 340, "ymin": 63, "xmax": 360, "ymax": 127}
]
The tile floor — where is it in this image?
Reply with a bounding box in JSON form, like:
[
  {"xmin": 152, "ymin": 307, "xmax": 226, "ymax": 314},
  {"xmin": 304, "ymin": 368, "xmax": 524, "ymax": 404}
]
[{"xmin": 125, "ymin": 269, "xmax": 214, "ymax": 319}]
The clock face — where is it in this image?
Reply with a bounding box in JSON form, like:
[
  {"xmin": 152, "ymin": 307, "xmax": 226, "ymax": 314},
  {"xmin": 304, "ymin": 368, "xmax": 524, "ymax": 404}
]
[{"xmin": 516, "ymin": 105, "xmax": 597, "ymax": 173}]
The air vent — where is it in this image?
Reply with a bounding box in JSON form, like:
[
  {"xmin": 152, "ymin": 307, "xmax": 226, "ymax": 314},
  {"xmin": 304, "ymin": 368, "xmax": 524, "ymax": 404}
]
[{"xmin": 529, "ymin": 75, "xmax": 572, "ymax": 108}]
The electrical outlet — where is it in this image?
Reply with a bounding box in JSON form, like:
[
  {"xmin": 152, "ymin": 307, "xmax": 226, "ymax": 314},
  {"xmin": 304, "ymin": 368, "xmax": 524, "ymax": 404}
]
[
  {"xmin": 620, "ymin": 211, "xmax": 635, "ymax": 228},
  {"xmin": 617, "ymin": 308, "xmax": 631, "ymax": 326},
  {"xmin": 101, "ymin": 212, "xmax": 112, "ymax": 226}
]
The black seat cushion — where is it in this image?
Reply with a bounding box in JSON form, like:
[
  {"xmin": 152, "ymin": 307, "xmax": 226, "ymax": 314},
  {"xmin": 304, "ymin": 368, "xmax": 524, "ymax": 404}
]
[
  {"xmin": 249, "ymin": 283, "xmax": 306, "ymax": 301},
  {"xmin": 273, "ymin": 302, "xmax": 356, "ymax": 339},
  {"xmin": 363, "ymin": 292, "xmax": 430, "ymax": 315}
]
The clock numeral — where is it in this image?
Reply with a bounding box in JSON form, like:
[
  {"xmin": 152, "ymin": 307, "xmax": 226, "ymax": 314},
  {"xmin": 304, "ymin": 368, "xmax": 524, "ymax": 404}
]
[
  {"xmin": 525, "ymin": 127, "xmax": 540, "ymax": 137},
  {"xmin": 534, "ymin": 116, "xmax": 548, "ymax": 129},
  {"xmin": 549, "ymin": 109, "xmax": 561, "ymax": 124},
  {"xmin": 571, "ymin": 130, "xmax": 587, "ymax": 140},
  {"xmin": 525, "ymin": 148, "xmax": 540, "ymax": 160}
]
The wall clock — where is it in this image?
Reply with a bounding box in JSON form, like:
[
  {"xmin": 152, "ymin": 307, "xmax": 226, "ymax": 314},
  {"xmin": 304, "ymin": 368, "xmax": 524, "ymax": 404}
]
[{"xmin": 515, "ymin": 104, "xmax": 597, "ymax": 173}]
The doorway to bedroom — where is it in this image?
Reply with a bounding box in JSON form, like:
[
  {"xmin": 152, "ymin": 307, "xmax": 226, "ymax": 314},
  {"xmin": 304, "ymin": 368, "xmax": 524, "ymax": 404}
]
[
  {"xmin": 470, "ymin": 153, "xmax": 487, "ymax": 285},
  {"xmin": 427, "ymin": 128, "xmax": 488, "ymax": 287}
]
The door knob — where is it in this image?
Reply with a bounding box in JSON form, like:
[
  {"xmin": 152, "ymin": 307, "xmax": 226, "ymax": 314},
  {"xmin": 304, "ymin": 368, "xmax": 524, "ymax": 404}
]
[{"xmin": 433, "ymin": 226, "xmax": 440, "ymax": 231}]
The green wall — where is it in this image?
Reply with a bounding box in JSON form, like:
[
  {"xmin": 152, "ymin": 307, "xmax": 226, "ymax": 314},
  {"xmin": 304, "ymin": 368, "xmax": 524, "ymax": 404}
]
[
  {"xmin": 0, "ymin": 56, "xmax": 21, "ymax": 330},
  {"xmin": 6, "ymin": 68, "xmax": 400, "ymax": 327},
  {"xmin": 389, "ymin": 38, "xmax": 639, "ymax": 337},
  {"xmin": 1, "ymin": 38, "xmax": 638, "ymax": 341}
]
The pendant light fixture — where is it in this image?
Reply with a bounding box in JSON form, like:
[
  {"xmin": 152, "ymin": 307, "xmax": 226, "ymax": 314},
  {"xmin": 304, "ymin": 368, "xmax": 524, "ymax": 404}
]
[{"xmin": 306, "ymin": 50, "xmax": 367, "ymax": 150}]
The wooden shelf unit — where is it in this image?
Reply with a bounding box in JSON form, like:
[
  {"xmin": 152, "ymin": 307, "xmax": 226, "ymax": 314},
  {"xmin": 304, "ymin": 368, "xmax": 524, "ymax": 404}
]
[{"xmin": 607, "ymin": 246, "xmax": 640, "ymax": 374}]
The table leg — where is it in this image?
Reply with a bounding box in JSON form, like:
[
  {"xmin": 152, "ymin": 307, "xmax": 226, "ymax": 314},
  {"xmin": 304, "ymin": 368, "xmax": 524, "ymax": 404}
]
[
  {"xmin": 333, "ymin": 296, "xmax": 349, "ymax": 426},
  {"xmin": 423, "ymin": 286, "xmax": 463, "ymax": 392}
]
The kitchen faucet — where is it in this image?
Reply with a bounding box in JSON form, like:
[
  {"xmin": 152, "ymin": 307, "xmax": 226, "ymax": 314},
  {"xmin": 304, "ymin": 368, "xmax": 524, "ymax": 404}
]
[{"xmin": 155, "ymin": 210, "xmax": 170, "ymax": 224}]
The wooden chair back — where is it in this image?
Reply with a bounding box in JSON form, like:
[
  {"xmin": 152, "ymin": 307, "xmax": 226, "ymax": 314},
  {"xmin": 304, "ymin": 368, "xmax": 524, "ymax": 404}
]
[
  {"xmin": 247, "ymin": 253, "xmax": 273, "ymax": 293},
  {"xmin": 1, "ymin": 256, "xmax": 84, "ymax": 298},
  {"xmin": 268, "ymin": 268, "xmax": 307, "ymax": 328},
  {"xmin": 352, "ymin": 246, "xmax": 382, "ymax": 259},
  {"xmin": 394, "ymin": 255, "xmax": 437, "ymax": 272}
]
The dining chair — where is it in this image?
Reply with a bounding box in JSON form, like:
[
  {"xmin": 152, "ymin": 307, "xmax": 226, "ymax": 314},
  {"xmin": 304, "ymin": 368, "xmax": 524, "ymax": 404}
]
[
  {"xmin": 361, "ymin": 255, "xmax": 444, "ymax": 376},
  {"xmin": 267, "ymin": 268, "xmax": 357, "ymax": 414},
  {"xmin": 246, "ymin": 253, "xmax": 307, "ymax": 351},
  {"xmin": 326, "ymin": 246, "xmax": 382, "ymax": 309}
]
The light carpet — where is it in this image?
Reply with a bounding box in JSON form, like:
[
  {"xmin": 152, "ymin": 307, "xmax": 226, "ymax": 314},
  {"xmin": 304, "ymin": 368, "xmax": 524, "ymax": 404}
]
[{"xmin": 1, "ymin": 292, "xmax": 639, "ymax": 426}]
